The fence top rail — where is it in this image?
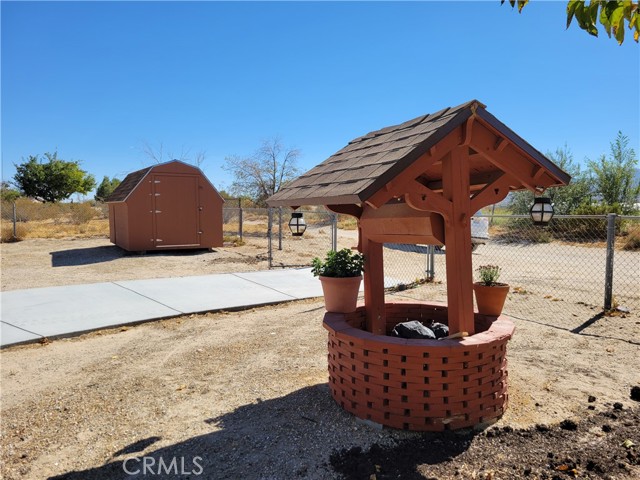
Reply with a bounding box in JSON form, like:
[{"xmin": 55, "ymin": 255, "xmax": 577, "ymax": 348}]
[{"xmin": 475, "ymin": 214, "xmax": 640, "ymax": 220}]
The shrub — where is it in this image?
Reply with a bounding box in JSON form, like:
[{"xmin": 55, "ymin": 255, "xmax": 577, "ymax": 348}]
[
  {"xmin": 311, "ymin": 248, "xmax": 364, "ymax": 278},
  {"xmin": 476, "ymin": 265, "xmax": 502, "ymax": 286},
  {"xmin": 68, "ymin": 202, "xmax": 97, "ymax": 225},
  {"xmin": 1, "ymin": 223, "xmax": 27, "ymax": 242},
  {"xmin": 622, "ymin": 227, "xmax": 640, "ymax": 251}
]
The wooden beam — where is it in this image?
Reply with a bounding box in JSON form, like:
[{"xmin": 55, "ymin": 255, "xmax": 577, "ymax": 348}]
[
  {"xmin": 532, "ymin": 165, "xmax": 545, "ymax": 181},
  {"xmin": 326, "ymin": 204, "xmax": 363, "ymax": 218},
  {"xmin": 365, "ymin": 126, "xmax": 464, "ymax": 208},
  {"xmin": 405, "ymin": 181, "xmax": 453, "ymax": 219},
  {"xmin": 462, "ymin": 115, "xmax": 475, "ymax": 146},
  {"xmin": 442, "ymin": 146, "xmax": 475, "ymax": 335},
  {"xmin": 470, "ymin": 173, "xmax": 515, "ymax": 213},
  {"xmin": 494, "ymin": 137, "xmax": 507, "ymax": 152},
  {"xmin": 425, "ymin": 171, "xmax": 503, "ymax": 192},
  {"xmin": 469, "ymin": 122, "xmax": 539, "ymax": 192},
  {"xmin": 361, "ymin": 235, "xmax": 385, "ymax": 335}
]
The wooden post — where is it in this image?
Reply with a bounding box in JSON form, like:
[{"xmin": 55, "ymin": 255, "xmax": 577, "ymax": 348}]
[
  {"xmin": 361, "ymin": 234, "xmax": 386, "ymax": 335},
  {"xmin": 442, "ymin": 146, "xmax": 475, "ymax": 335}
]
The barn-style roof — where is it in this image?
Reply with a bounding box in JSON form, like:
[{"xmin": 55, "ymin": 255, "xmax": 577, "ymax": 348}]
[
  {"xmin": 106, "ymin": 160, "xmax": 223, "ymax": 204},
  {"xmin": 268, "ymin": 100, "xmax": 570, "ymax": 207},
  {"xmin": 106, "ymin": 166, "xmax": 152, "ymax": 202}
]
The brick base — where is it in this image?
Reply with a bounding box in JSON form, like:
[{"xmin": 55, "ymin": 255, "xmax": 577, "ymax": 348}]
[{"xmin": 323, "ymin": 301, "xmax": 515, "ymax": 431}]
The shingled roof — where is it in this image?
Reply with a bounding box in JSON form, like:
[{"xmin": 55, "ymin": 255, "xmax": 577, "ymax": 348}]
[
  {"xmin": 267, "ymin": 100, "xmax": 570, "ymax": 207},
  {"xmin": 106, "ymin": 166, "xmax": 153, "ymax": 202}
]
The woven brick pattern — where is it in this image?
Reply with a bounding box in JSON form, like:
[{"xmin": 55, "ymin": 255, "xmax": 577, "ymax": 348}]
[{"xmin": 324, "ymin": 302, "xmax": 515, "ymax": 431}]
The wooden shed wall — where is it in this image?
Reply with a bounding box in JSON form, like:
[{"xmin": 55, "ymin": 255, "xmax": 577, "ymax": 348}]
[{"xmin": 109, "ymin": 161, "xmax": 223, "ymax": 251}]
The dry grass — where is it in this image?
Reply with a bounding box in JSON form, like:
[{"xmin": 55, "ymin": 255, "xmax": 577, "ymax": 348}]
[
  {"xmin": 0, "ymin": 223, "xmax": 27, "ymax": 243},
  {"xmin": 0, "ymin": 200, "xmax": 109, "ymax": 241},
  {"xmin": 337, "ymin": 214, "xmax": 358, "ymax": 230},
  {"xmin": 622, "ymin": 225, "xmax": 640, "ymax": 251},
  {"xmin": 1, "ymin": 218, "xmax": 109, "ymax": 241}
]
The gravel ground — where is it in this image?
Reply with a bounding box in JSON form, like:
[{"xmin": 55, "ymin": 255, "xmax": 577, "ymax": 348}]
[{"xmin": 1, "ymin": 236, "xmax": 639, "ymax": 479}]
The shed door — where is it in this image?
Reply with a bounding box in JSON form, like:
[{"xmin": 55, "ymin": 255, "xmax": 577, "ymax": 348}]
[{"xmin": 152, "ymin": 174, "xmax": 200, "ymax": 247}]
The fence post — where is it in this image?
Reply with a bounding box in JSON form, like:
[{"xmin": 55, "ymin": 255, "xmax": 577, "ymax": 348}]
[
  {"xmin": 238, "ymin": 198, "xmax": 243, "ymax": 242},
  {"xmin": 425, "ymin": 245, "xmax": 435, "ymax": 280},
  {"xmin": 604, "ymin": 213, "xmax": 616, "ymax": 310},
  {"xmin": 12, "ymin": 202, "xmax": 17, "ymax": 239},
  {"xmin": 332, "ymin": 213, "xmax": 338, "ymax": 251},
  {"xmin": 278, "ymin": 207, "xmax": 283, "ymax": 251},
  {"xmin": 267, "ymin": 208, "xmax": 273, "ymax": 268}
]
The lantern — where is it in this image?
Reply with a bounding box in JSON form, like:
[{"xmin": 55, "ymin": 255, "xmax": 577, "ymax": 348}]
[
  {"xmin": 530, "ymin": 197, "xmax": 554, "ymax": 226},
  {"xmin": 289, "ymin": 212, "xmax": 307, "ymax": 236}
]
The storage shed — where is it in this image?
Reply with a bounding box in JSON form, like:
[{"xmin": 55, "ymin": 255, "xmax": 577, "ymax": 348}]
[{"xmin": 106, "ymin": 160, "xmax": 224, "ymax": 252}]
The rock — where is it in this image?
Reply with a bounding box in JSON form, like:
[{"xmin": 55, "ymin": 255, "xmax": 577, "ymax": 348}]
[
  {"xmin": 630, "ymin": 386, "xmax": 640, "ymax": 402},
  {"xmin": 588, "ymin": 395, "xmax": 596, "ymax": 403},
  {"xmin": 391, "ymin": 321, "xmax": 436, "ymax": 339},
  {"xmin": 602, "ymin": 424, "xmax": 612, "ymax": 433},
  {"xmin": 613, "ymin": 402, "xmax": 623, "ymax": 410},
  {"xmin": 430, "ymin": 322, "xmax": 449, "ymax": 339}
]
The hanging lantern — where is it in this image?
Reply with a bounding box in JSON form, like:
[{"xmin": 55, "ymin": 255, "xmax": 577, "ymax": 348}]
[
  {"xmin": 289, "ymin": 212, "xmax": 307, "ymax": 236},
  {"xmin": 530, "ymin": 197, "xmax": 554, "ymax": 226}
]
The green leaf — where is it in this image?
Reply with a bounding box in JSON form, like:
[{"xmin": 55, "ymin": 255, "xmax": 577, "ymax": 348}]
[
  {"xmin": 567, "ymin": 0, "xmax": 582, "ymax": 29},
  {"xmin": 588, "ymin": 1, "xmax": 600, "ymax": 24},
  {"xmin": 615, "ymin": 13, "xmax": 626, "ymax": 42},
  {"xmin": 601, "ymin": 2, "xmax": 613, "ymax": 36}
]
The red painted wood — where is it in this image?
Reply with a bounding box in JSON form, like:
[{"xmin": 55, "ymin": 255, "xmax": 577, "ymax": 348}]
[
  {"xmin": 324, "ymin": 303, "xmax": 514, "ymax": 431},
  {"xmin": 361, "ymin": 237, "xmax": 385, "ymax": 335},
  {"xmin": 442, "ymin": 146, "xmax": 475, "ymax": 334}
]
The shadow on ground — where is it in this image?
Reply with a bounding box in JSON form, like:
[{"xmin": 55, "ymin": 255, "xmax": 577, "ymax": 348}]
[
  {"xmin": 50, "ymin": 246, "xmax": 213, "ymax": 267},
  {"xmin": 47, "ymin": 383, "xmax": 478, "ymax": 480}
]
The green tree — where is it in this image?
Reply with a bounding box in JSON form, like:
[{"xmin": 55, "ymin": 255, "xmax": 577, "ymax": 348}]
[
  {"xmin": 223, "ymin": 137, "xmax": 300, "ymax": 206},
  {"xmin": 13, "ymin": 152, "xmax": 96, "ymax": 203},
  {"xmin": 0, "ymin": 181, "xmax": 21, "ymax": 202},
  {"xmin": 508, "ymin": 145, "xmax": 590, "ymax": 214},
  {"xmin": 587, "ymin": 131, "xmax": 639, "ymax": 213},
  {"xmin": 94, "ymin": 176, "xmax": 121, "ymax": 202},
  {"xmin": 503, "ymin": 0, "xmax": 639, "ymax": 44}
]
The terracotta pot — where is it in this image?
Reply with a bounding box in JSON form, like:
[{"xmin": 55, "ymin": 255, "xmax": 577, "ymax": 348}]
[
  {"xmin": 473, "ymin": 283, "xmax": 510, "ymax": 316},
  {"xmin": 319, "ymin": 276, "xmax": 362, "ymax": 313}
]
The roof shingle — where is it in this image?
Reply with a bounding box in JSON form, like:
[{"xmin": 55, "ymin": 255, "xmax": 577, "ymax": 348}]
[{"xmin": 267, "ymin": 100, "xmax": 570, "ymax": 207}]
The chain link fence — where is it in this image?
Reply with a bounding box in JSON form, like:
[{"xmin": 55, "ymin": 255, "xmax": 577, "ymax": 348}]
[
  {"xmin": 222, "ymin": 206, "xmax": 354, "ymax": 269},
  {"xmin": 1, "ymin": 199, "xmax": 110, "ymax": 241},
  {"xmin": 381, "ymin": 214, "xmax": 640, "ymax": 314},
  {"xmin": 4, "ymin": 198, "xmax": 638, "ymax": 316},
  {"xmin": 267, "ymin": 207, "xmax": 339, "ymax": 268}
]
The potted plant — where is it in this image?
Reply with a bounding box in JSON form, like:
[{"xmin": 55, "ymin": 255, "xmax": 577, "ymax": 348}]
[
  {"xmin": 312, "ymin": 248, "xmax": 365, "ymax": 313},
  {"xmin": 473, "ymin": 265, "xmax": 509, "ymax": 316}
]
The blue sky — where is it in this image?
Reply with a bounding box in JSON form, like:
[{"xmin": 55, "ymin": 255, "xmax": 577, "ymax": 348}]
[{"xmin": 2, "ymin": 1, "xmax": 638, "ymax": 196}]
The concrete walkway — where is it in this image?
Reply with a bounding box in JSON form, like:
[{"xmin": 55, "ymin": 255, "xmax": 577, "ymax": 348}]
[{"xmin": 0, "ymin": 269, "xmax": 325, "ymax": 348}]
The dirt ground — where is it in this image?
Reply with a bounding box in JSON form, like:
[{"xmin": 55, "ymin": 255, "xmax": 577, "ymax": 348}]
[{"xmin": 1, "ymin": 236, "xmax": 639, "ymax": 479}]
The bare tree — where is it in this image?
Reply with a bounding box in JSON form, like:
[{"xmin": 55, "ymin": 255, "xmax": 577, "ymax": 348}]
[
  {"xmin": 139, "ymin": 141, "xmax": 206, "ymax": 168},
  {"xmin": 223, "ymin": 137, "xmax": 300, "ymax": 205}
]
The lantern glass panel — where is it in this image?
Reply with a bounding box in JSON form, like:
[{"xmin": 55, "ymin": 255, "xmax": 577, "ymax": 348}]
[
  {"xmin": 289, "ymin": 213, "xmax": 306, "ymax": 236},
  {"xmin": 530, "ymin": 198, "xmax": 554, "ymax": 225}
]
